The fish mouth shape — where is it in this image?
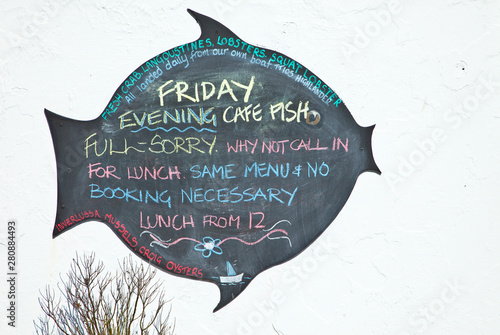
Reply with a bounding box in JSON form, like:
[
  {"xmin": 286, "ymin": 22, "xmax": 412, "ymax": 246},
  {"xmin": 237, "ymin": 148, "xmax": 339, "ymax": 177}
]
[{"xmin": 45, "ymin": 9, "xmax": 380, "ymax": 312}]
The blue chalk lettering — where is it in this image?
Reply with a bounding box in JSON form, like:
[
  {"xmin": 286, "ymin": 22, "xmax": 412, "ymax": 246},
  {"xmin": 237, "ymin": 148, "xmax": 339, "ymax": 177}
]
[
  {"xmin": 282, "ymin": 187, "xmax": 298, "ymax": 206},
  {"xmin": 268, "ymin": 188, "xmax": 284, "ymax": 204},
  {"xmin": 194, "ymin": 188, "xmax": 205, "ymax": 202},
  {"xmin": 230, "ymin": 187, "xmax": 244, "ymax": 203},
  {"xmin": 181, "ymin": 188, "xmax": 193, "ymax": 203},
  {"xmin": 204, "ymin": 189, "xmax": 215, "ymax": 202},
  {"xmin": 217, "ymin": 188, "xmax": 230, "ymax": 203},
  {"xmin": 253, "ymin": 188, "xmax": 267, "ymax": 202}
]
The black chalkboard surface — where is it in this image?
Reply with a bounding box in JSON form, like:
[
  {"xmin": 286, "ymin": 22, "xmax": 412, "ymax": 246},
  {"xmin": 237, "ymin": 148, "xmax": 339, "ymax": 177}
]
[{"xmin": 46, "ymin": 9, "xmax": 380, "ymax": 311}]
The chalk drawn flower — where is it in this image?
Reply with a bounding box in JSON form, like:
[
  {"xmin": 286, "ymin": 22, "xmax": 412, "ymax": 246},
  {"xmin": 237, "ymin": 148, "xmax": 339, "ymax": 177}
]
[{"xmin": 194, "ymin": 237, "xmax": 223, "ymax": 258}]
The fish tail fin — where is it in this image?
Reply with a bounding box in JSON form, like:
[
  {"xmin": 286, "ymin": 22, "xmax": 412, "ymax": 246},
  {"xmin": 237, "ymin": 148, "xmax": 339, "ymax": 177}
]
[
  {"xmin": 45, "ymin": 109, "xmax": 97, "ymax": 238},
  {"xmin": 45, "ymin": 108, "xmax": 85, "ymax": 180},
  {"xmin": 187, "ymin": 9, "xmax": 240, "ymax": 40},
  {"xmin": 45, "ymin": 108, "xmax": 73, "ymax": 138}
]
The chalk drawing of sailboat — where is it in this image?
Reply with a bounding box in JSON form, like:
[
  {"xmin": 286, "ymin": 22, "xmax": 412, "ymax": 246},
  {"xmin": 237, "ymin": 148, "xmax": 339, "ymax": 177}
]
[{"xmin": 220, "ymin": 261, "xmax": 244, "ymax": 284}]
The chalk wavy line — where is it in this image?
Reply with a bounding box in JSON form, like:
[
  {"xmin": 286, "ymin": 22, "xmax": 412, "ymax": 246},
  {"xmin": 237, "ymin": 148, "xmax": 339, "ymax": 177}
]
[
  {"xmin": 131, "ymin": 126, "xmax": 217, "ymax": 133},
  {"xmin": 219, "ymin": 229, "xmax": 290, "ymax": 246},
  {"xmin": 266, "ymin": 233, "xmax": 292, "ymax": 248},
  {"xmin": 141, "ymin": 227, "xmax": 292, "ymax": 249},
  {"xmin": 262, "ymin": 220, "xmax": 292, "ymax": 247},
  {"xmin": 264, "ymin": 219, "xmax": 291, "ymax": 232},
  {"xmin": 141, "ymin": 231, "xmax": 201, "ymax": 248},
  {"xmin": 154, "ymin": 236, "xmax": 201, "ymax": 248}
]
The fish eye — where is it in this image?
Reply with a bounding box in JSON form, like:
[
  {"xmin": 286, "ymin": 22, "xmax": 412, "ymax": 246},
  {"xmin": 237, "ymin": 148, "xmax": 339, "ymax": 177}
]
[{"xmin": 306, "ymin": 110, "xmax": 320, "ymax": 125}]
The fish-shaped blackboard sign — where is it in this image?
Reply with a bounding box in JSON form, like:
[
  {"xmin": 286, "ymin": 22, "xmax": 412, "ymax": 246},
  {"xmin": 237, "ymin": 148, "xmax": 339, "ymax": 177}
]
[{"xmin": 46, "ymin": 9, "xmax": 380, "ymax": 311}]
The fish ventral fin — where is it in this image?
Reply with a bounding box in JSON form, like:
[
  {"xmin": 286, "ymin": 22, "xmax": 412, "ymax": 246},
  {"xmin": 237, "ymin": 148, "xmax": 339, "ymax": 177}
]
[
  {"xmin": 187, "ymin": 9, "xmax": 240, "ymax": 41},
  {"xmin": 213, "ymin": 282, "xmax": 246, "ymax": 313}
]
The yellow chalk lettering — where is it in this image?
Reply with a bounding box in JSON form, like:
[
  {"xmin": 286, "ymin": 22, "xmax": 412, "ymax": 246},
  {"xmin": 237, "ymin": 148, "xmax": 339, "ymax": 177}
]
[
  {"xmin": 218, "ymin": 79, "xmax": 238, "ymax": 101},
  {"xmin": 119, "ymin": 111, "xmax": 134, "ymax": 129},
  {"xmin": 231, "ymin": 76, "xmax": 255, "ymax": 102},
  {"xmin": 158, "ymin": 80, "xmax": 174, "ymax": 106}
]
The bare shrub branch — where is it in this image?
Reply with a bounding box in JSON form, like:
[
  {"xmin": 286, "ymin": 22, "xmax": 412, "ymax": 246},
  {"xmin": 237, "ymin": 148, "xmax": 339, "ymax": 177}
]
[{"xmin": 34, "ymin": 253, "xmax": 175, "ymax": 335}]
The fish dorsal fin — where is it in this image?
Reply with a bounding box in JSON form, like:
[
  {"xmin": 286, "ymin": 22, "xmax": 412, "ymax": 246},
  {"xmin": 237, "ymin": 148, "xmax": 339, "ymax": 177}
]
[{"xmin": 187, "ymin": 9, "xmax": 239, "ymax": 40}]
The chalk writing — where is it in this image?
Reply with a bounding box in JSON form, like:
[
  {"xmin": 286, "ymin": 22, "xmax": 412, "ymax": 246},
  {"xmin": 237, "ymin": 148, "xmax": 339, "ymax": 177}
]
[
  {"xmin": 140, "ymin": 212, "xmax": 195, "ymax": 231},
  {"xmin": 119, "ymin": 108, "xmax": 217, "ymax": 130},
  {"xmin": 89, "ymin": 184, "xmax": 172, "ymax": 207},
  {"xmin": 157, "ymin": 76, "xmax": 255, "ymax": 106},
  {"xmin": 180, "ymin": 186, "xmax": 298, "ymax": 206},
  {"xmin": 226, "ymin": 137, "xmax": 348, "ymax": 154},
  {"xmin": 127, "ymin": 166, "xmax": 181, "ymax": 180},
  {"xmin": 55, "ymin": 210, "xmax": 102, "ymax": 232},
  {"xmin": 84, "ymin": 133, "xmax": 217, "ymax": 157}
]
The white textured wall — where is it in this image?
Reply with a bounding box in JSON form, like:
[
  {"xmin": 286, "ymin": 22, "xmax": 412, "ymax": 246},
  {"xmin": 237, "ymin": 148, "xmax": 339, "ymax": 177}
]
[{"xmin": 1, "ymin": 0, "xmax": 499, "ymax": 334}]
